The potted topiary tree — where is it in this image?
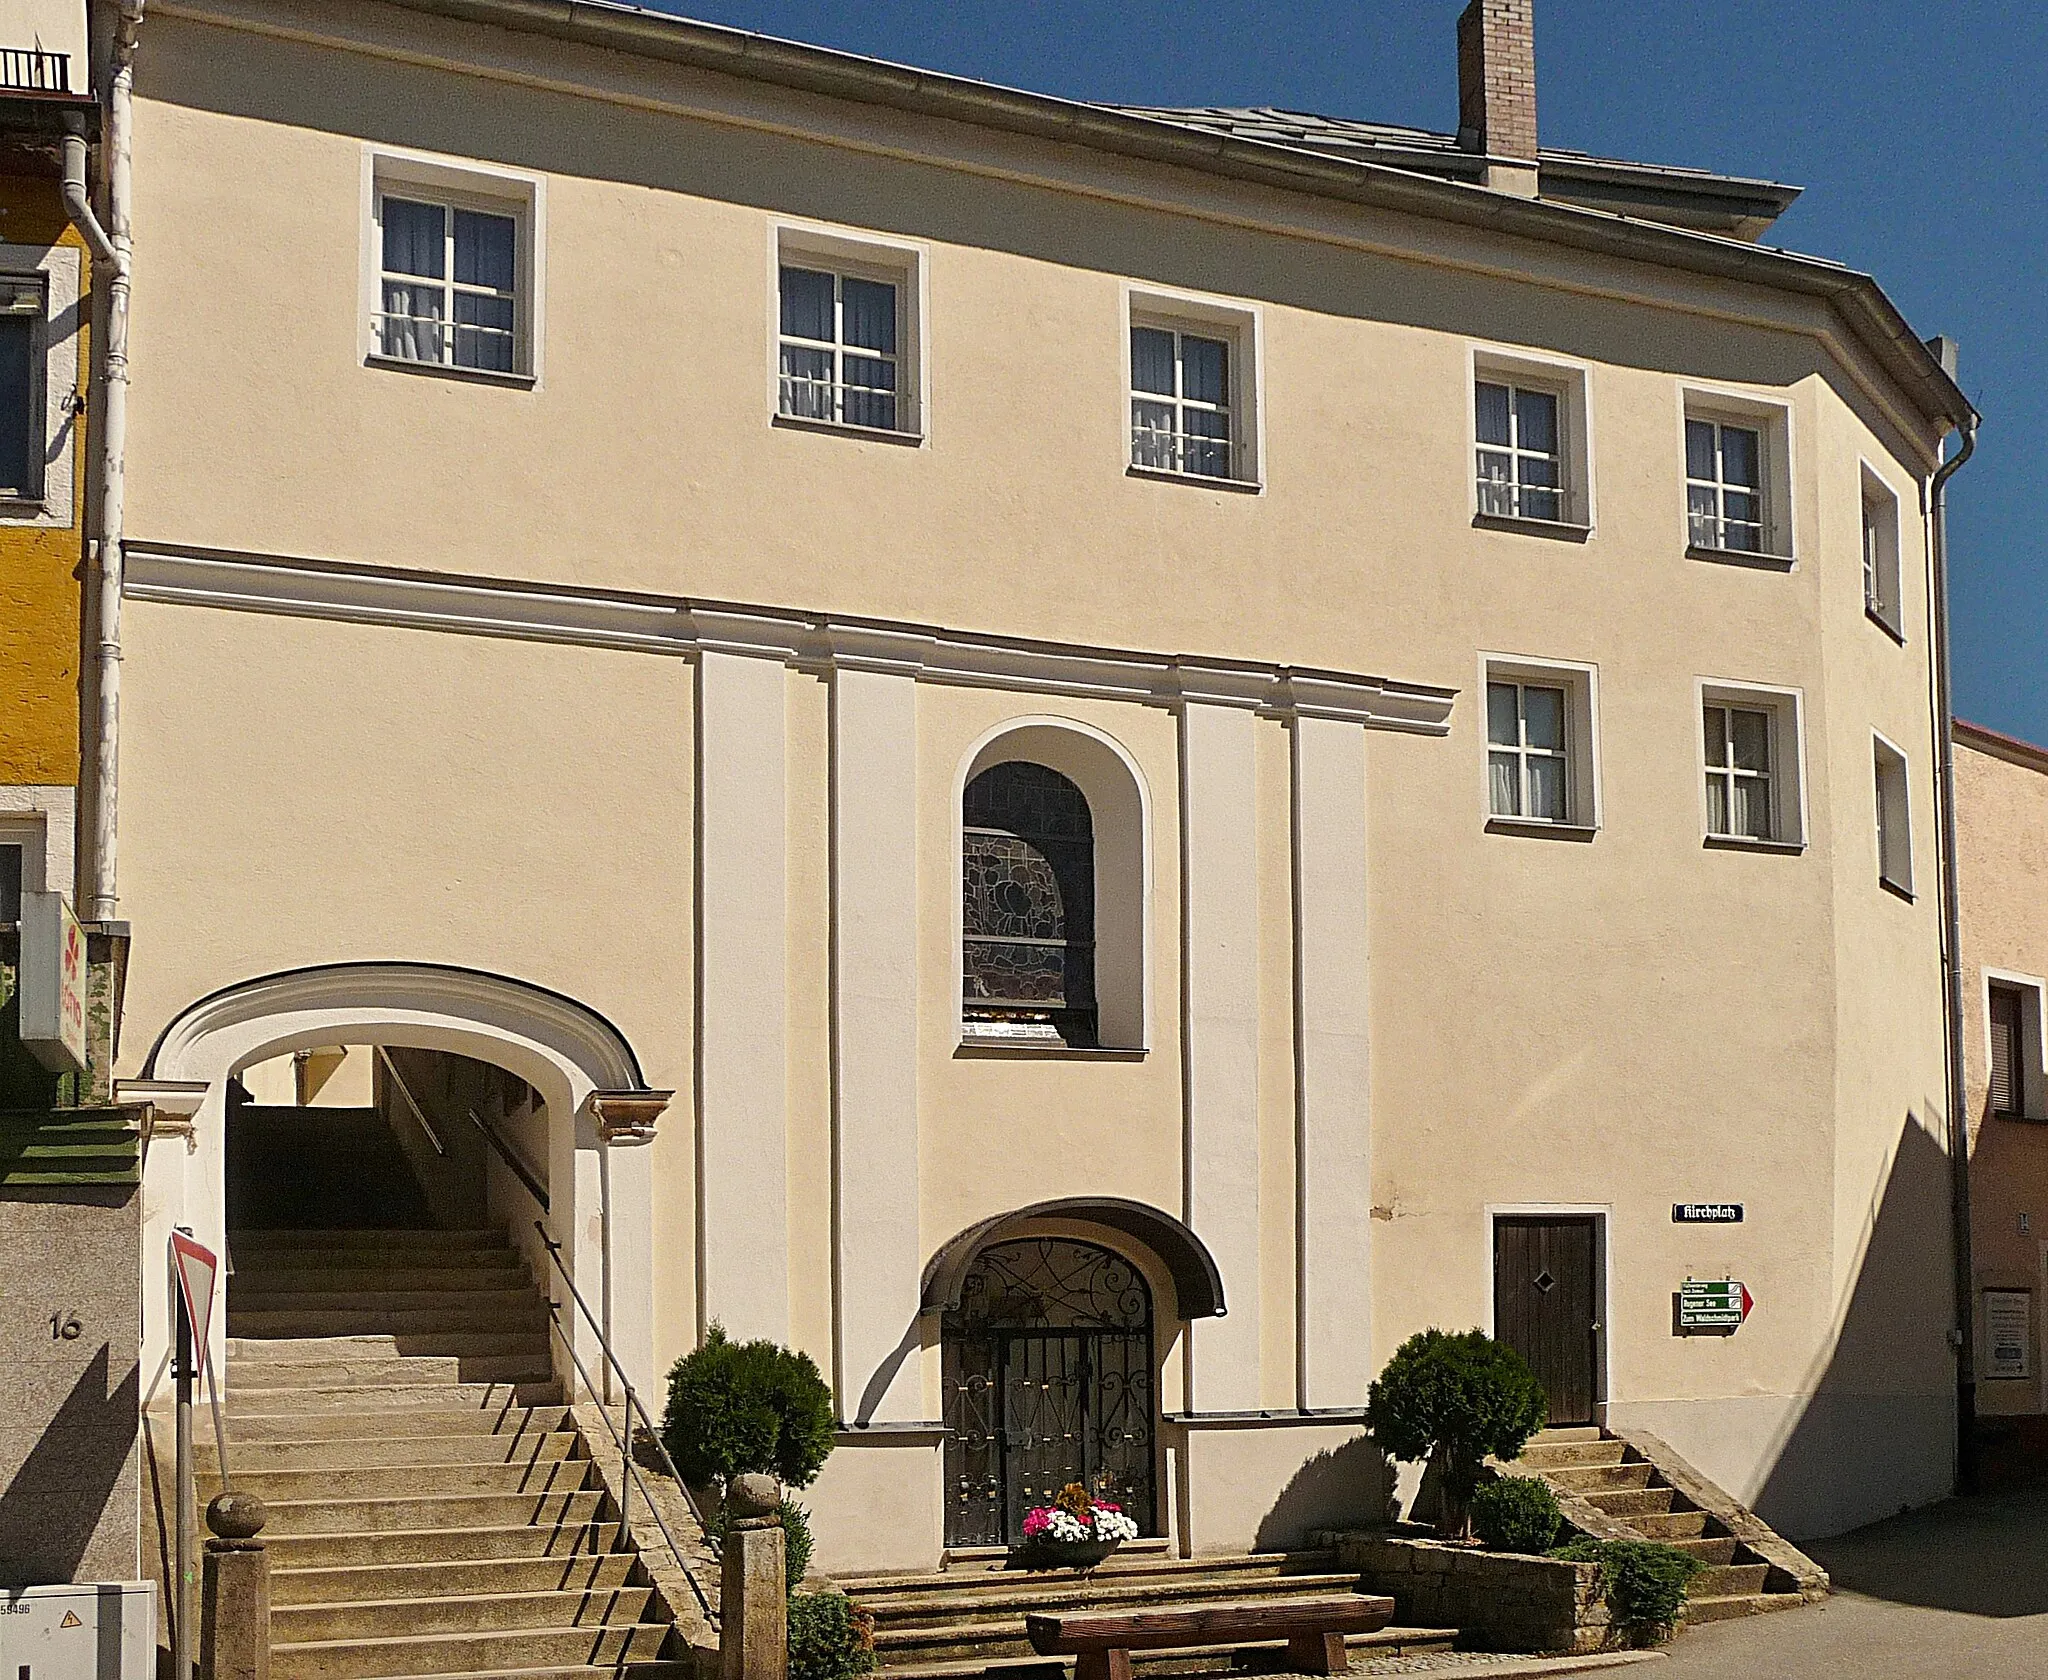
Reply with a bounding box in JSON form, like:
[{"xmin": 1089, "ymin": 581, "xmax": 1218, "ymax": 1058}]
[{"xmin": 1364, "ymin": 1328, "xmax": 1547, "ymax": 1540}]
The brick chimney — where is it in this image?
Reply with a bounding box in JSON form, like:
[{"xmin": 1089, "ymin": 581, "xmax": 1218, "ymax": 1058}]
[{"xmin": 1456, "ymin": 0, "xmax": 1539, "ymax": 198}]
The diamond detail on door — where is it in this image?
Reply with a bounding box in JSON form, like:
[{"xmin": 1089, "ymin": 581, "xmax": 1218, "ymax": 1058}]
[{"xmin": 1533, "ymin": 1270, "xmax": 1556, "ymax": 1293}]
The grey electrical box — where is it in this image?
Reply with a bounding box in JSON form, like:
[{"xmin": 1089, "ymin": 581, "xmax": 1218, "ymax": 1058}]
[{"xmin": 0, "ymin": 1583, "xmax": 155, "ymax": 1680}]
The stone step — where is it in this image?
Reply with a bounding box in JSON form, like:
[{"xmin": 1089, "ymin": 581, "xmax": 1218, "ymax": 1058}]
[
  {"xmin": 271, "ymin": 1552, "xmax": 640, "ymax": 1606},
  {"xmin": 201, "ymin": 1456, "xmax": 592, "ymax": 1502},
  {"xmin": 269, "ymin": 1619, "xmax": 672, "ymax": 1680},
  {"xmin": 273, "ymin": 1585, "xmax": 655, "ymax": 1644},
  {"xmin": 230, "ymin": 1353, "xmax": 554, "ymax": 1390},
  {"xmin": 232, "ymin": 1333, "xmax": 553, "ymax": 1362},
  {"xmin": 342, "ymin": 1668, "xmax": 690, "ymax": 1680},
  {"xmin": 1681, "ymin": 1591, "xmax": 1806, "ymax": 1625},
  {"xmin": 872, "ymin": 1595, "xmax": 1389, "ymax": 1664},
  {"xmin": 1667, "ymin": 1536, "xmax": 1738, "ymax": 1565},
  {"xmin": 257, "ymin": 1489, "xmax": 607, "ymax": 1536},
  {"xmin": 226, "ymin": 1404, "xmax": 571, "ymax": 1443},
  {"xmin": 870, "ymin": 1625, "xmax": 1457, "ymax": 1680},
  {"xmin": 836, "ymin": 1552, "xmax": 1336, "ymax": 1597},
  {"xmin": 228, "ymin": 1389, "xmax": 563, "ymax": 1426},
  {"xmin": 1539, "ymin": 1463, "xmax": 1656, "ymax": 1493},
  {"xmin": 1629, "ymin": 1510, "xmax": 1708, "ymax": 1541},
  {"xmin": 233, "ymin": 1267, "xmax": 534, "ymax": 1294},
  {"xmin": 207, "ymin": 1429, "xmax": 579, "ymax": 1471},
  {"xmin": 231, "ymin": 1228, "xmax": 511, "ymax": 1251},
  {"xmin": 1689, "ymin": 1563, "xmax": 1770, "ymax": 1599},
  {"xmin": 859, "ymin": 1570, "xmax": 1365, "ymax": 1628},
  {"xmin": 1512, "ymin": 1440, "xmax": 1629, "ymax": 1470},
  {"xmin": 229, "ymin": 1288, "xmax": 544, "ymax": 1316},
  {"xmin": 266, "ymin": 1524, "xmax": 623, "ymax": 1571},
  {"xmin": 1528, "ymin": 1427, "xmax": 1605, "ymax": 1444},
  {"xmin": 231, "ymin": 1304, "xmax": 551, "ymax": 1337},
  {"xmin": 1580, "ymin": 1487, "xmax": 1675, "ymax": 1518}
]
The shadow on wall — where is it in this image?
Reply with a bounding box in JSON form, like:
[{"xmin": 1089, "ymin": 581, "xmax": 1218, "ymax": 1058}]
[
  {"xmin": 0, "ymin": 1343, "xmax": 140, "ymax": 1586},
  {"xmin": 1252, "ymin": 1434, "xmax": 1399, "ymax": 1552},
  {"xmin": 1751, "ymin": 1113, "xmax": 1958, "ymax": 1543}
]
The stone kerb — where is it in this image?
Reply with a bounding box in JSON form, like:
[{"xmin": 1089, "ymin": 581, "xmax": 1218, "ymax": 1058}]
[{"xmin": 1321, "ymin": 1530, "xmax": 1609, "ymax": 1656}]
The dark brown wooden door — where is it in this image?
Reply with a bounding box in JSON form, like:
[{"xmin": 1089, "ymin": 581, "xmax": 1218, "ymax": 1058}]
[{"xmin": 1493, "ymin": 1216, "xmax": 1600, "ymax": 1427}]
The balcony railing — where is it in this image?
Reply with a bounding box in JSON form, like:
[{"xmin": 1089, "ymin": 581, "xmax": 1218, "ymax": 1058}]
[{"xmin": 0, "ymin": 49, "xmax": 71, "ymax": 95}]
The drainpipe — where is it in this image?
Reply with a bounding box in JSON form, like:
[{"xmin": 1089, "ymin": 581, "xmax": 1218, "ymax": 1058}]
[
  {"xmin": 69, "ymin": 0, "xmax": 141, "ymax": 921},
  {"xmin": 1925, "ymin": 349, "xmax": 1979, "ymax": 1493}
]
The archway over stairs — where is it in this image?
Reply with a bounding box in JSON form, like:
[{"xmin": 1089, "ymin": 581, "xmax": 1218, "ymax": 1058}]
[{"xmin": 133, "ymin": 961, "xmax": 669, "ymax": 1394}]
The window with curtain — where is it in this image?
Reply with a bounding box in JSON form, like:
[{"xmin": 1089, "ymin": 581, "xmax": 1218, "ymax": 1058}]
[
  {"xmin": 1487, "ymin": 680, "xmax": 1570, "ymax": 822},
  {"xmin": 1475, "ymin": 381, "xmax": 1562, "ymax": 522},
  {"xmin": 1130, "ymin": 324, "xmax": 1232, "ymax": 479},
  {"xmin": 962, "ymin": 761, "xmax": 1097, "ymax": 1046},
  {"xmin": 1991, "ymin": 986, "xmax": 2023, "ymax": 1120},
  {"xmin": 0, "ymin": 281, "xmax": 39, "ymax": 499},
  {"xmin": 778, "ymin": 265, "xmax": 899, "ymax": 431},
  {"xmin": 1686, "ymin": 418, "xmax": 1765, "ymax": 552},
  {"xmin": 1703, "ymin": 702, "xmax": 1774, "ymax": 839},
  {"xmin": 376, "ymin": 194, "xmax": 520, "ymax": 373}
]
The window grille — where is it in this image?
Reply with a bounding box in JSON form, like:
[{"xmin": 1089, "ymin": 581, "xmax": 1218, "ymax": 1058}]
[
  {"xmin": 375, "ymin": 195, "xmax": 519, "ymax": 373},
  {"xmin": 1475, "ymin": 381, "xmax": 1562, "ymax": 521},
  {"xmin": 962, "ymin": 761, "xmax": 1097, "ymax": 1045},
  {"xmin": 778, "ymin": 265, "xmax": 900, "ymax": 431}
]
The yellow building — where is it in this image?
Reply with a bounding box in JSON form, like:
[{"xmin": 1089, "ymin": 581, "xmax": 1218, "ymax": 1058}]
[
  {"xmin": 0, "ymin": 0, "xmax": 93, "ymax": 930},
  {"xmin": 85, "ymin": 0, "xmax": 1978, "ymax": 1628}
]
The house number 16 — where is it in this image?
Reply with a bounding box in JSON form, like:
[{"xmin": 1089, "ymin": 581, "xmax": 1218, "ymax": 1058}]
[{"xmin": 49, "ymin": 1312, "xmax": 82, "ymax": 1340}]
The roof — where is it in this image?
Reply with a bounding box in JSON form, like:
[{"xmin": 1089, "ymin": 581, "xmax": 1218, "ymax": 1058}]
[
  {"xmin": 1956, "ymin": 720, "xmax": 2048, "ymax": 779},
  {"xmin": 1115, "ymin": 107, "xmax": 1803, "ymax": 240},
  {"xmin": 332, "ymin": 0, "xmax": 1975, "ymax": 433}
]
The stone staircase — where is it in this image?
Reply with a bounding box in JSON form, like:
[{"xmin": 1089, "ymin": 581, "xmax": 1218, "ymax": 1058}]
[
  {"xmin": 836, "ymin": 1549, "xmax": 1456, "ymax": 1679},
  {"xmin": 212, "ymin": 1225, "xmax": 691, "ymax": 1680},
  {"xmin": 1515, "ymin": 1428, "xmax": 1821, "ymax": 1624}
]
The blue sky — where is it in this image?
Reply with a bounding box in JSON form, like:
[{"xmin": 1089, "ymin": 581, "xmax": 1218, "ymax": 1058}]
[{"xmin": 655, "ymin": 2, "xmax": 2040, "ymax": 738}]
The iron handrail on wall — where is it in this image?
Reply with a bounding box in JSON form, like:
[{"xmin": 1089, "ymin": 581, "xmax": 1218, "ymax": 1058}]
[
  {"xmin": 374, "ymin": 1045, "xmax": 446, "ymax": 1156},
  {"xmin": 536, "ymin": 1220, "xmax": 715, "ymax": 1622},
  {"xmin": 468, "ymin": 1106, "xmax": 548, "ymax": 1212}
]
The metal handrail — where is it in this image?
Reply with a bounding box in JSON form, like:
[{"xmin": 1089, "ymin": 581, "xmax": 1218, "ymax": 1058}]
[
  {"xmin": 375, "ymin": 1045, "xmax": 446, "ymax": 1156},
  {"xmin": 468, "ymin": 1106, "xmax": 548, "ymax": 1212},
  {"xmin": 536, "ymin": 1221, "xmax": 716, "ymax": 1621}
]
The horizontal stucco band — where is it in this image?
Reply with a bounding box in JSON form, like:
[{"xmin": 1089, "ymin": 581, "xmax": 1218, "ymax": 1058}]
[{"xmin": 121, "ymin": 543, "xmax": 1458, "ymax": 732}]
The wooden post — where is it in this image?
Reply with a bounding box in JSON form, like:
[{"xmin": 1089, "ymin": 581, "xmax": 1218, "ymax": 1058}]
[
  {"xmin": 200, "ymin": 1492, "xmax": 270, "ymax": 1680},
  {"xmin": 720, "ymin": 1473, "xmax": 787, "ymax": 1680}
]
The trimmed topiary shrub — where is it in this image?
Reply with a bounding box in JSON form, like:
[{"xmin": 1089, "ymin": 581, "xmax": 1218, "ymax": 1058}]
[
  {"xmin": 788, "ymin": 1590, "xmax": 877, "ymax": 1680},
  {"xmin": 661, "ymin": 1324, "xmax": 837, "ymax": 1491},
  {"xmin": 1552, "ymin": 1539, "xmax": 1705, "ymax": 1645},
  {"xmin": 1365, "ymin": 1328, "xmax": 1547, "ymax": 1538},
  {"xmin": 1471, "ymin": 1473, "xmax": 1562, "ymax": 1555}
]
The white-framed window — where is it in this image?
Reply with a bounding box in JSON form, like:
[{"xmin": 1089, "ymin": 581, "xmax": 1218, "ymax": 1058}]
[
  {"xmin": 1862, "ymin": 464, "xmax": 1904, "ymax": 638},
  {"xmin": 363, "ymin": 150, "xmax": 543, "ymax": 381},
  {"xmin": 0, "ymin": 243, "xmax": 78, "ymax": 525},
  {"xmin": 0, "ymin": 808, "xmax": 49, "ymax": 923},
  {"xmin": 1482, "ymin": 655, "xmax": 1601, "ymax": 833},
  {"xmin": 1470, "ymin": 349, "xmax": 1593, "ymax": 532},
  {"xmin": 1681, "ymin": 389, "xmax": 1793, "ymax": 561},
  {"xmin": 1987, "ymin": 972, "xmax": 2048, "ymax": 1123},
  {"xmin": 773, "ymin": 225, "xmax": 923, "ymax": 439},
  {"xmin": 1126, "ymin": 288, "xmax": 1260, "ymax": 487},
  {"xmin": 1873, "ymin": 732, "xmax": 1913, "ymax": 895},
  {"xmin": 1698, "ymin": 680, "xmax": 1806, "ymax": 847}
]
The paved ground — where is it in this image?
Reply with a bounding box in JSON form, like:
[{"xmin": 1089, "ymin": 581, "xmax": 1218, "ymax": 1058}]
[{"xmin": 1656, "ymin": 1482, "xmax": 2048, "ymax": 1678}]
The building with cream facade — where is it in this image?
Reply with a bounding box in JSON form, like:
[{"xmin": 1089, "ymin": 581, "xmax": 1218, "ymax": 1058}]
[{"xmin": 91, "ymin": 0, "xmax": 1978, "ymax": 1573}]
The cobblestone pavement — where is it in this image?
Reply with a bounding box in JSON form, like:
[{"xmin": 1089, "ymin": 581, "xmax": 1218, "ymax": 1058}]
[{"xmin": 1655, "ymin": 1483, "xmax": 2048, "ymax": 1679}]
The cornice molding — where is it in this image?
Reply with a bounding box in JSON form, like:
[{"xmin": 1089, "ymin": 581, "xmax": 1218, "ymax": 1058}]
[
  {"xmin": 587, "ymin": 1090, "xmax": 672, "ymax": 1145},
  {"xmin": 125, "ymin": 544, "xmax": 1459, "ymax": 735}
]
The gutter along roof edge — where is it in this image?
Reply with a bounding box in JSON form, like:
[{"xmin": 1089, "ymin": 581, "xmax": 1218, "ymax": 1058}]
[{"xmin": 273, "ymin": 0, "xmax": 1975, "ymax": 432}]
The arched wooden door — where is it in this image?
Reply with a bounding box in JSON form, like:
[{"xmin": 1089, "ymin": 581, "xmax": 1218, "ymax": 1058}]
[{"xmin": 940, "ymin": 1238, "xmax": 1156, "ymax": 1547}]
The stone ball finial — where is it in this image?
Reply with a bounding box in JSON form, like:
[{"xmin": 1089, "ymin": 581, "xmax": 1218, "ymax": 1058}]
[
  {"xmin": 727, "ymin": 1473, "xmax": 782, "ymax": 1520},
  {"xmin": 206, "ymin": 1490, "xmax": 268, "ymax": 1540}
]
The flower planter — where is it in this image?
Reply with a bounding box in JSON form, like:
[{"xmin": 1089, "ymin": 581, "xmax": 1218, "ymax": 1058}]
[{"xmin": 1007, "ymin": 1537, "xmax": 1123, "ymax": 1572}]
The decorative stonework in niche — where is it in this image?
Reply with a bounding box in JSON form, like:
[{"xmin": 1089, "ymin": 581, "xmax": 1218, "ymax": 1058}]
[{"xmin": 962, "ymin": 761, "xmax": 1097, "ymax": 1046}]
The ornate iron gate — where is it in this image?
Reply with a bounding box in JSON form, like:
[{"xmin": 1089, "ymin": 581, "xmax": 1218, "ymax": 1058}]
[{"xmin": 940, "ymin": 1238, "xmax": 1156, "ymax": 1547}]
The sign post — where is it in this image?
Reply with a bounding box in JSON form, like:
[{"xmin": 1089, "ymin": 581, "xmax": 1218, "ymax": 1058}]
[
  {"xmin": 170, "ymin": 1232, "xmax": 218, "ymax": 1680},
  {"xmin": 1677, "ymin": 1278, "xmax": 1754, "ymax": 1335}
]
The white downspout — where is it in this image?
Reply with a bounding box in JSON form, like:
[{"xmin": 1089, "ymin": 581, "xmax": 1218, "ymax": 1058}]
[{"xmin": 67, "ymin": 0, "xmax": 141, "ymax": 920}]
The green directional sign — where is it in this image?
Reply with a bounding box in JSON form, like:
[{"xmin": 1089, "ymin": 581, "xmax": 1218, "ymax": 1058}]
[{"xmin": 1678, "ymin": 1278, "xmax": 1753, "ymax": 1333}]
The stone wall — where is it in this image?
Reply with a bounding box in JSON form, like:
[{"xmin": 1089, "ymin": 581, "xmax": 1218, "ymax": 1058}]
[
  {"xmin": 0, "ymin": 1189, "xmax": 144, "ymax": 1585},
  {"xmin": 1324, "ymin": 1531, "xmax": 1608, "ymax": 1655}
]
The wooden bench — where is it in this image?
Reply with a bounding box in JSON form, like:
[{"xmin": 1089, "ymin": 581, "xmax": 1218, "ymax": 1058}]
[{"xmin": 1024, "ymin": 1593, "xmax": 1396, "ymax": 1680}]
